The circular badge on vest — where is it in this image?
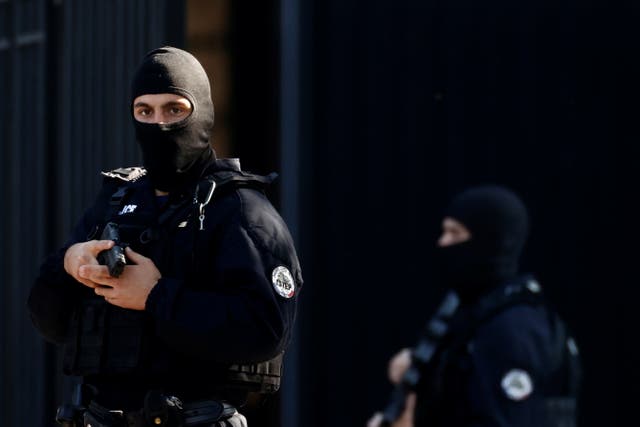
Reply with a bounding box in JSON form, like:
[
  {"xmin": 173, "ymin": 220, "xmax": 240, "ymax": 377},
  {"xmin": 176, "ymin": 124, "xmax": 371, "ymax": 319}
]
[
  {"xmin": 272, "ymin": 266, "xmax": 295, "ymax": 299},
  {"xmin": 501, "ymin": 369, "xmax": 533, "ymax": 401}
]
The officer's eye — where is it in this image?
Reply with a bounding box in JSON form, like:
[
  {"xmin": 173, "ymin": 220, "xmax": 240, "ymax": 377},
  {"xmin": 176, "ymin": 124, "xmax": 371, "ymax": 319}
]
[
  {"xmin": 170, "ymin": 107, "xmax": 185, "ymax": 115},
  {"xmin": 136, "ymin": 108, "xmax": 152, "ymax": 117}
]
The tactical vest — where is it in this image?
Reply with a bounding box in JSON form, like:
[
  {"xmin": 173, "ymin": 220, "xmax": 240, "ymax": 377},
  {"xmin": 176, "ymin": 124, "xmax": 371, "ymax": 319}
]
[{"xmin": 63, "ymin": 168, "xmax": 284, "ymax": 395}]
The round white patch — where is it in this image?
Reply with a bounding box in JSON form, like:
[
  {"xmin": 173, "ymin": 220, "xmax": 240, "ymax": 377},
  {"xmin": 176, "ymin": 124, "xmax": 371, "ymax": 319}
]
[
  {"xmin": 272, "ymin": 266, "xmax": 295, "ymax": 299},
  {"xmin": 501, "ymin": 369, "xmax": 533, "ymax": 401}
]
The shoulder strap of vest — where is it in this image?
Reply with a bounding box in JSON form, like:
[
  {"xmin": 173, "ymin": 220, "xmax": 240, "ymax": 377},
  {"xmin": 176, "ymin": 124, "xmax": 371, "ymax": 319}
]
[
  {"xmin": 200, "ymin": 171, "xmax": 277, "ymax": 199},
  {"xmin": 541, "ymin": 305, "xmax": 581, "ymax": 400},
  {"xmin": 190, "ymin": 172, "xmax": 278, "ymax": 232},
  {"xmin": 105, "ymin": 170, "xmax": 277, "ymax": 222},
  {"xmin": 470, "ymin": 277, "xmax": 545, "ymax": 326},
  {"xmin": 443, "ymin": 277, "xmax": 545, "ymax": 350},
  {"xmin": 104, "ymin": 185, "xmax": 131, "ymax": 222},
  {"xmin": 548, "ymin": 312, "xmax": 582, "ymax": 398}
]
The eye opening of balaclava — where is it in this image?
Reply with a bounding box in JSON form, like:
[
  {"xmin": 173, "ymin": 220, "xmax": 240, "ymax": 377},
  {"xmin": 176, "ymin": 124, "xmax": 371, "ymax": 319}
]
[
  {"xmin": 133, "ymin": 90, "xmax": 195, "ymax": 130},
  {"xmin": 131, "ymin": 46, "xmax": 215, "ymax": 192},
  {"xmin": 436, "ymin": 185, "xmax": 530, "ymax": 302}
]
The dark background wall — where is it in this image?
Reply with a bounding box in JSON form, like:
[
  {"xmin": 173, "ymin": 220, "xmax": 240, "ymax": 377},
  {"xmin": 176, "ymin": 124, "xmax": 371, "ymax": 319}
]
[
  {"xmin": 0, "ymin": 0, "xmax": 48, "ymax": 425},
  {"xmin": 1, "ymin": 0, "xmax": 183, "ymax": 425},
  {"xmin": 290, "ymin": 1, "xmax": 638, "ymax": 426},
  {"xmin": 1, "ymin": 0, "xmax": 637, "ymax": 426}
]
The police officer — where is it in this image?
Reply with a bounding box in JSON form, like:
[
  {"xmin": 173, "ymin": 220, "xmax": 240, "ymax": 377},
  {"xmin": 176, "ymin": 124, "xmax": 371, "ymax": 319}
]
[
  {"xmin": 28, "ymin": 46, "xmax": 302, "ymax": 427},
  {"xmin": 368, "ymin": 185, "xmax": 580, "ymax": 427}
]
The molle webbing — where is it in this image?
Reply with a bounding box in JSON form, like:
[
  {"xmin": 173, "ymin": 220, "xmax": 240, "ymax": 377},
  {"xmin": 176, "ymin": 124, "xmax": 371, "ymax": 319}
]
[{"xmin": 226, "ymin": 353, "xmax": 283, "ymax": 394}]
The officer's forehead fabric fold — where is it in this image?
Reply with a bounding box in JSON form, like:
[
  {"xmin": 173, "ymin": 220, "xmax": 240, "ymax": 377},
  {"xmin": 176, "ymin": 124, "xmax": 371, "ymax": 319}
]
[
  {"xmin": 445, "ymin": 185, "xmax": 529, "ymax": 246},
  {"xmin": 131, "ymin": 46, "xmax": 212, "ymax": 102}
]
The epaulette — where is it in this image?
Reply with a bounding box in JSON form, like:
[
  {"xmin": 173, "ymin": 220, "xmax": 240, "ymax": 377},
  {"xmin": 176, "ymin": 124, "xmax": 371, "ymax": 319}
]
[{"xmin": 100, "ymin": 166, "xmax": 147, "ymax": 182}]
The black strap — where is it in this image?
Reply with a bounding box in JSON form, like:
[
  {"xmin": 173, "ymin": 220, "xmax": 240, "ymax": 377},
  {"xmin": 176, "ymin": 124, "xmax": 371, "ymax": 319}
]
[
  {"xmin": 104, "ymin": 171, "xmax": 275, "ymax": 231},
  {"xmin": 158, "ymin": 198, "xmax": 192, "ymax": 228},
  {"xmin": 188, "ymin": 171, "xmax": 277, "ymax": 235},
  {"xmin": 182, "ymin": 400, "xmax": 237, "ymax": 426},
  {"xmin": 472, "ymin": 278, "xmax": 544, "ymax": 328},
  {"xmin": 204, "ymin": 171, "xmax": 278, "ymax": 189},
  {"xmin": 104, "ymin": 186, "xmax": 130, "ymax": 222},
  {"xmin": 194, "ymin": 171, "xmax": 277, "ymax": 205},
  {"xmin": 550, "ymin": 313, "xmax": 582, "ymax": 397},
  {"xmin": 156, "ymin": 171, "xmax": 276, "ymax": 231},
  {"xmin": 83, "ymin": 397, "xmax": 237, "ymax": 427},
  {"xmin": 445, "ymin": 278, "xmax": 545, "ymax": 353}
]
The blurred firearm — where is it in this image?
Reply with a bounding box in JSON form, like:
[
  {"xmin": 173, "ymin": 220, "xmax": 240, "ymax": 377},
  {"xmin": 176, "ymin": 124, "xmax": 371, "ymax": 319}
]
[{"xmin": 378, "ymin": 292, "xmax": 459, "ymax": 426}]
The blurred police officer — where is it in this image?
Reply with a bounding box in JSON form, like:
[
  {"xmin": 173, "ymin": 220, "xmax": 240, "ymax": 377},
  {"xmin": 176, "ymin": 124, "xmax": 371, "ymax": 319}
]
[
  {"xmin": 28, "ymin": 46, "xmax": 302, "ymax": 427},
  {"xmin": 368, "ymin": 185, "xmax": 580, "ymax": 427}
]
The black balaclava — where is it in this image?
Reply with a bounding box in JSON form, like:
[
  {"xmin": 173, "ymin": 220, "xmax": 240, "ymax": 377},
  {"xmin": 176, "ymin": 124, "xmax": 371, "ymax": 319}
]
[
  {"xmin": 131, "ymin": 46, "xmax": 215, "ymax": 192},
  {"xmin": 436, "ymin": 185, "xmax": 530, "ymax": 303}
]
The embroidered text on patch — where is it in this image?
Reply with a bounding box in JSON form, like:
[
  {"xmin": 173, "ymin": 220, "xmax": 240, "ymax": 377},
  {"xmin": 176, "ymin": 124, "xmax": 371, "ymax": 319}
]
[
  {"xmin": 118, "ymin": 205, "xmax": 138, "ymax": 215},
  {"xmin": 272, "ymin": 266, "xmax": 295, "ymax": 299}
]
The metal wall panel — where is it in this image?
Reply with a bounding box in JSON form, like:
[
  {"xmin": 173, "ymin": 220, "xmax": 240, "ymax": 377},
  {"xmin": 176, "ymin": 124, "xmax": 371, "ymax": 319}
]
[
  {"xmin": 55, "ymin": 0, "xmax": 171, "ymax": 241},
  {"xmin": 0, "ymin": 1, "xmax": 183, "ymax": 425},
  {"xmin": 0, "ymin": 0, "xmax": 48, "ymax": 425},
  {"xmin": 279, "ymin": 1, "xmax": 305, "ymax": 426},
  {"xmin": 49, "ymin": 1, "xmax": 182, "ymax": 424},
  {"xmin": 285, "ymin": 1, "xmax": 638, "ymax": 426}
]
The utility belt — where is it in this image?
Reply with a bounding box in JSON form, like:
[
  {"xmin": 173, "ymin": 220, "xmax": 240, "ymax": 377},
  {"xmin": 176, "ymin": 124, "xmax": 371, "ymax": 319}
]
[{"xmin": 56, "ymin": 388, "xmax": 237, "ymax": 427}]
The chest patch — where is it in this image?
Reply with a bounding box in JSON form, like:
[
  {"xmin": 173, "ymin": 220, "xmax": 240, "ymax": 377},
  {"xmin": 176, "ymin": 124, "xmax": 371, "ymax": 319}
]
[
  {"xmin": 272, "ymin": 266, "xmax": 296, "ymax": 299},
  {"xmin": 118, "ymin": 204, "xmax": 138, "ymax": 215},
  {"xmin": 501, "ymin": 369, "xmax": 533, "ymax": 401}
]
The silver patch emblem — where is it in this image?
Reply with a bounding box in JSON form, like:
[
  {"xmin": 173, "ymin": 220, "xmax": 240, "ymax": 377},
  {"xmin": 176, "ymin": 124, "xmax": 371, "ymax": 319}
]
[
  {"xmin": 272, "ymin": 266, "xmax": 295, "ymax": 299},
  {"xmin": 501, "ymin": 369, "xmax": 533, "ymax": 401}
]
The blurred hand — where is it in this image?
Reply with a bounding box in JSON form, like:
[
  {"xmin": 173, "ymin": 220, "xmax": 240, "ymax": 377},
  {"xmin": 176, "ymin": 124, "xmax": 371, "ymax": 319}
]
[
  {"xmin": 367, "ymin": 412, "xmax": 384, "ymax": 427},
  {"xmin": 394, "ymin": 393, "xmax": 416, "ymax": 427},
  {"xmin": 366, "ymin": 393, "xmax": 416, "ymax": 427},
  {"xmin": 389, "ymin": 348, "xmax": 412, "ymax": 384},
  {"xmin": 79, "ymin": 247, "xmax": 161, "ymax": 311}
]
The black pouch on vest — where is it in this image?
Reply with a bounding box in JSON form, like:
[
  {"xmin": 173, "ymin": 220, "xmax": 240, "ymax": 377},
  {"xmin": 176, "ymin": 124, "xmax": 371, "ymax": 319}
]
[
  {"xmin": 63, "ymin": 297, "xmax": 150, "ymax": 375},
  {"xmin": 225, "ymin": 352, "xmax": 283, "ymax": 394},
  {"xmin": 83, "ymin": 407, "xmax": 126, "ymax": 427},
  {"xmin": 104, "ymin": 306, "xmax": 150, "ymax": 372},
  {"xmin": 63, "ymin": 297, "xmax": 108, "ymax": 375},
  {"xmin": 182, "ymin": 400, "xmax": 237, "ymax": 426}
]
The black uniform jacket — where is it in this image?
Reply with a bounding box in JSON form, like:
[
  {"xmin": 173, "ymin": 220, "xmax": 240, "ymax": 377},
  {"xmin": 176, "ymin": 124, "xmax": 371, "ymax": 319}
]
[
  {"xmin": 415, "ymin": 278, "xmax": 579, "ymax": 427},
  {"xmin": 28, "ymin": 158, "xmax": 302, "ymax": 408}
]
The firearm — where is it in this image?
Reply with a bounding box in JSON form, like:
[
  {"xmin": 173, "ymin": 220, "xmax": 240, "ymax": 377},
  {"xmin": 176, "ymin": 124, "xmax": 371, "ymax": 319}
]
[
  {"xmin": 97, "ymin": 222, "xmax": 127, "ymax": 277},
  {"xmin": 379, "ymin": 291, "xmax": 459, "ymax": 426}
]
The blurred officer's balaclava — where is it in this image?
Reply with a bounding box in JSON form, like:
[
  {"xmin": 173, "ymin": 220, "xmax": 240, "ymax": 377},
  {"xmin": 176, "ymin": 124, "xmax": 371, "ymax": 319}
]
[
  {"xmin": 131, "ymin": 46, "xmax": 215, "ymax": 192},
  {"xmin": 438, "ymin": 185, "xmax": 530, "ymax": 302}
]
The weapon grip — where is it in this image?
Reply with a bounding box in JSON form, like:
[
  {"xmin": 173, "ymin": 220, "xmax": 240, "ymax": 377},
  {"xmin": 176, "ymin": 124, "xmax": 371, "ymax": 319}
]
[{"xmin": 97, "ymin": 222, "xmax": 126, "ymax": 277}]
